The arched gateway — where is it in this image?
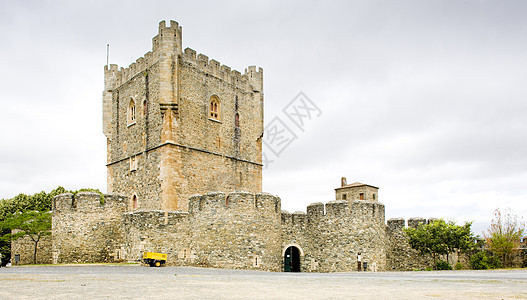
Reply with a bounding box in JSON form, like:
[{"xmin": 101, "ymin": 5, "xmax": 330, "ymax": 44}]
[{"xmin": 283, "ymin": 245, "xmax": 303, "ymax": 272}]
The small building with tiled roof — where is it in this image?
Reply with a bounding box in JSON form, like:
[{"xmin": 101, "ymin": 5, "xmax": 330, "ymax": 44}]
[{"xmin": 335, "ymin": 177, "xmax": 379, "ymax": 202}]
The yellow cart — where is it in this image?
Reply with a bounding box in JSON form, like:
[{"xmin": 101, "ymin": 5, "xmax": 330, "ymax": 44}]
[{"xmin": 143, "ymin": 252, "xmax": 167, "ymax": 267}]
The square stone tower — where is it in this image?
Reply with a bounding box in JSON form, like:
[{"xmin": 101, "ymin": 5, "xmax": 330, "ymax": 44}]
[{"xmin": 102, "ymin": 20, "xmax": 264, "ymax": 211}]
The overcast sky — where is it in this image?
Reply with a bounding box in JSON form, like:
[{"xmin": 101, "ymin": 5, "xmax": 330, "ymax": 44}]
[{"xmin": 1, "ymin": 0, "xmax": 526, "ymax": 235}]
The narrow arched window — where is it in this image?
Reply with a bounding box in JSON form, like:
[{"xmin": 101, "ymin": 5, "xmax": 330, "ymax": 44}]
[
  {"xmin": 132, "ymin": 195, "xmax": 138, "ymax": 209},
  {"xmin": 209, "ymin": 95, "xmax": 221, "ymax": 120},
  {"xmin": 235, "ymin": 113, "xmax": 240, "ymax": 128},
  {"xmin": 128, "ymin": 99, "xmax": 136, "ymax": 125}
]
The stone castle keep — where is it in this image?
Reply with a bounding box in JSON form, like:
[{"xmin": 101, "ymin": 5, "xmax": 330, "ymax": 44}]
[{"xmin": 41, "ymin": 20, "xmax": 438, "ymax": 271}]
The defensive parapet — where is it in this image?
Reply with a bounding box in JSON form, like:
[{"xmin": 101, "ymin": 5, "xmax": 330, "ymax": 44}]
[
  {"xmin": 123, "ymin": 210, "xmax": 189, "ymax": 228},
  {"xmin": 387, "ymin": 217, "xmax": 439, "ymax": 231},
  {"xmin": 187, "ymin": 191, "xmax": 282, "ymax": 271},
  {"xmin": 52, "ymin": 193, "xmax": 127, "ymax": 264},
  {"xmin": 52, "ymin": 192, "xmax": 127, "ymax": 213},
  {"xmin": 385, "ymin": 217, "xmax": 436, "ymax": 270},
  {"xmin": 103, "ymin": 20, "xmax": 262, "ymax": 93},
  {"xmin": 291, "ymin": 199, "xmax": 386, "ymax": 224},
  {"xmin": 386, "ymin": 218, "xmax": 405, "ymax": 231},
  {"xmin": 121, "ymin": 209, "xmax": 190, "ymax": 264},
  {"xmin": 103, "ymin": 20, "xmax": 182, "ymax": 90},
  {"xmin": 281, "ymin": 198, "xmax": 386, "ymax": 272},
  {"xmin": 189, "ymin": 191, "xmax": 280, "ymax": 216},
  {"xmin": 182, "ymin": 48, "xmax": 263, "ymax": 92},
  {"xmin": 408, "ymin": 217, "xmax": 427, "ymax": 228}
]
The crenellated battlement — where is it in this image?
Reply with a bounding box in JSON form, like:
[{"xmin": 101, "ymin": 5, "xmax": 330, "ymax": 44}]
[
  {"xmin": 123, "ymin": 210, "xmax": 189, "ymax": 228},
  {"xmin": 386, "ymin": 217, "xmax": 438, "ymax": 231},
  {"xmin": 103, "ymin": 20, "xmax": 181, "ymax": 90},
  {"xmin": 281, "ymin": 210, "xmax": 307, "ymax": 226},
  {"xmin": 103, "ymin": 49, "xmax": 157, "ymax": 90},
  {"xmin": 188, "ymin": 191, "xmax": 280, "ymax": 215},
  {"xmin": 183, "ymin": 48, "xmax": 263, "ymax": 92},
  {"xmin": 104, "ymin": 20, "xmax": 262, "ymax": 92},
  {"xmin": 283, "ymin": 199, "xmax": 385, "ymax": 225},
  {"xmin": 52, "ymin": 192, "xmax": 127, "ymax": 213},
  {"xmin": 157, "ymin": 20, "xmax": 182, "ymax": 38}
]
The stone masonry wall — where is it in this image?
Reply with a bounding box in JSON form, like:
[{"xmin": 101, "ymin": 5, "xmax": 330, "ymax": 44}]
[
  {"xmin": 385, "ymin": 218, "xmax": 435, "ymax": 271},
  {"xmin": 281, "ymin": 199, "xmax": 386, "ymax": 272},
  {"xmin": 11, "ymin": 234, "xmax": 52, "ymax": 265},
  {"xmin": 105, "ymin": 62, "xmax": 164, "ymax": 210},
  {"xmin": 187, "ymin": 192, "xmax": 281, "ymax": 271},
  {"xmin": 122, "ymin": 210, "xmax": 189, "ymax": 263},
  {"xmin": 52, "ymin": 192, "xmax": 127, "ymax": 263},
  {"xmin": 120, "ymin": 192, "xmax": 281, "ymax": 271}
]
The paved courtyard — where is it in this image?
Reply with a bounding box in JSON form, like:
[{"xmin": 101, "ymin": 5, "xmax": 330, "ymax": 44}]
[{"xmin": 0, "ymin": 265, "xmax": 526, "ymax": 299}]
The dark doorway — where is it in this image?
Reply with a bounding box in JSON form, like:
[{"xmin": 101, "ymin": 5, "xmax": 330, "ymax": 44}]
[{"xmin": 284, "ymin": 246, "xmax": 300, "ymax": 272}]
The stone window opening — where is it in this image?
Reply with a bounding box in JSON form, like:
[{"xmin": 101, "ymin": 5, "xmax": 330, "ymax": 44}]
[
  {"xmin": 131, "ymin": 194, "xmax": 139, "ymax": 210},
  {"xmin": 209, "ymin": 95, "xmax": 221, "ymax": 120},
  {"xmin": 130, "ymin": 155, "xmax": 138, "ymax": 171},
  {"xmin": 342, "ymin": 194, "xmax": 347, "ymax": 200},
  {"xmin": 359, "ymin": 193, "xmax": 364, "ymax": 200},
  {"xmin": 373, "ymin": 194, "xmax": 376, "ymax": 200},
  {"xmin": 128, "ymin": 99, "xmax": 136, "ymax": 126},
  {"xmin": 253, "ymin": 255, "xmax": 261, "ymax": 267},
  {"xmin": 225, "ymin": 195, "xmax": 230, "ymax": 207},
  {"xmin": 143, "ymin": 100, "xmax": 147, "ymax": 116},
  {"xmin": 235, "ymin": 112, "xmax": 240, "ymax": 128}
]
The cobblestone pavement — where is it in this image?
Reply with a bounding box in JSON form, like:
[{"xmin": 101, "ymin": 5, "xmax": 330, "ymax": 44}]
[{"xmin": 0, "ymin": 265, "xmax": 526, "ymax": 299}]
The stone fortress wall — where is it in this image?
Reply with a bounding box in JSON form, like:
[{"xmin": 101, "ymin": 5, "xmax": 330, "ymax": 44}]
[
  {"xmin": 281, "ymin": 199, "xmax": 386, "ymax": 272},
  {"xmin": 43, "ymin": 189, "xmax": 436, "ymax": 272},
  {"xmin": 49, "ymin": 191, "xmax": 283, "ymax": 271},
  {"xmin": 10, "ymin": 232, "xmax": 52, "ymax": 265},
  {"xmin": 51, "ymin": 192, "xmax": 127, "ymax": 264},
  {"xmin": 385, "ymin": 217, "xmax": 435, "ymax": 271},
  {"xmin": 122, "ymin": 192, "xmax": 282, "ymax": 271}
]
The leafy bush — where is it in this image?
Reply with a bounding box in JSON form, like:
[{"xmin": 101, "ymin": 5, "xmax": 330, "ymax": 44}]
[
  {"xmin": 470, "ymin": 251, "xmax": 502, "ymax": 270},
  {"xmin": 436, "ymin": 260, "xmax": 453, "ymax": 270},
  {"xmin": 455, "ymin": 260, "xmax": 464, "ymax": 270},
  {"xmin": 489, "ymin": 254, "xmax": 502, "ymax": 269},
  {"xmin": 470, "ymin": 251, "xmax": 490, "ymax": 270}
]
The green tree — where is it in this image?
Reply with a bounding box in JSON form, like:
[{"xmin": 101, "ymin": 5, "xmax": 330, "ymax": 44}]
[
  {"xmin": 0, "ymin": 211, "xmax": 52, "ymax": 264},
  {"xmin": 0, "ymin": 186, "xmax": 67, "ymax": 262},
  {"xmin": 404, "ymin": 219, "xmax": 476, "ymax": 269},
  {"xmin": 0, "ymin": 186, "xmax": 103, "ymax": 263},
  {"xmin": 484, "ymin": 208, "xmax": 525, "ymax": 267},
  {"xmin": 445, "ymin": 220, "xmax": 475, "ymax": 262}
]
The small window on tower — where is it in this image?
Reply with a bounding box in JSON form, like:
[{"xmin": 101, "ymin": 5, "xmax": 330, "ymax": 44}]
[
  {"xmin": 132, "ymin": 195, "xmax": 139, "ymax": 209},
  {"xmin": 359, "ymin": 193, "xmax": 364, "ymax": 200},
  {"xmin": 235, "ymin": 113, "xmax": 240, "ymax": 128},
  {"xmin": 128, "ymin": 99, "xmax": 136, "ymax": 126},
  {"xmin": 130, "ymin": 155, "xmax": 138, "ymax": 171},
  {"xmin": 209, "ymin": 95, "xmax": 221, "ymax": 121}
]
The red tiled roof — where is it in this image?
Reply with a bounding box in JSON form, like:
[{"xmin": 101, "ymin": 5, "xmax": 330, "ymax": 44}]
[{"xmin": 335, "ymin": 182, "xmax": 379, "ymax": 190}]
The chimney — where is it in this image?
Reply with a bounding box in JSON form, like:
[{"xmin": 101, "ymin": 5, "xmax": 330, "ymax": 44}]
[{"xmin": 341, "ymin": 177, "xmax": 347, "ymax": 187}]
